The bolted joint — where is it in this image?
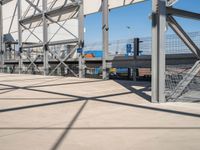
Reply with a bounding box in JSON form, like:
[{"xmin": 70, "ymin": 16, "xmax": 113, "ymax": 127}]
[
  {"xmin": 44, "ymin": 44, "xmax": 49, "ymax": 51},
  {"xmin": 102, "ymin": 25, "xmax": 109, "ymax": 31},
  {"xmin": 0, "ymin": 50, "xmax": 3, "ymax": 55},
  {"xmin": 151, "ymin": 12, "xmax": 158, "ymax": 27},
  {"xmin": 79, "ymin": 40, "xmax": 84, "ymax": 48},
  {"xmin": 19, "ymin": 47, "xmax": 23, "ymax": 53}
]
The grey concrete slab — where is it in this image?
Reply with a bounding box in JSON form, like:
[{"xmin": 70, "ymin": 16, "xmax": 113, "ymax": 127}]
[{"xmin": 0, "ymin": 73, "xmax": 200, "ymax": 150}]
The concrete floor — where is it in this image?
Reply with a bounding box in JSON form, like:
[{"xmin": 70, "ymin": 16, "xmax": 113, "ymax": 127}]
[{"xmin": 0, "ymin": 73, "xmax": 200, "ymax": 150}]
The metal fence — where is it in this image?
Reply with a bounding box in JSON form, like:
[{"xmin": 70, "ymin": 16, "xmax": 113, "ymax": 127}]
[
  {"xmin": 85, "ymin": 31, "xmax": 200, "ymax": 55},
  {"xmin": 85, "ymin": 31, "xmax": 200, "ymax": 102},
  {"xmin": 2, "ymin": 31, "xmax": 200, "ymax": 102}
]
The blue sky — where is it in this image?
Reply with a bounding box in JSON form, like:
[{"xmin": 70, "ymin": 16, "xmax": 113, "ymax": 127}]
[{"xmin": 84, "ymin": 0, "xmax": 200, "ymax": 44}]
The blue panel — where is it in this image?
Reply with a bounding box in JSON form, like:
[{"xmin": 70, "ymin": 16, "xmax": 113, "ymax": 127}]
[
  {"xmin": 77, "ymin": 48, "xmax": 83, "ymax": 53},
  {"xmin": 126, "ymin": 44, "xmax": 132, "ymax": 54},
  {"xmin": 84, "ymin": 50, "xmax": 103, "ymax": 58}
]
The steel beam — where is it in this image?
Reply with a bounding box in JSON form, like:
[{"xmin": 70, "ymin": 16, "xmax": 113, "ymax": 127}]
[
  {"xmin": 25, "ymin": 0, "xmax": 42, "ymax": 13},
  {"xmin": 48, "ymin": 39, "xmax": 79, "ymax": 46},
  {"xmin": 20, "ymin": 3, "xmax": 79, "ymax": 25},
  {"xmin": 22, "ymin": 43, "xmax": 43, "ymax": 49},
  {"xmin": 1, "ymin": 0, "xmax": 13, "ymax": 5},
  {"xmin": 167, "ymin": 0, "xmax": 179, "ymax": 6},
  {"xmin": 42, "ymin": 0, "xmax": 48, "ymax": 75},
  {"xmin": 17, "ymin": 0, "xmax": 23, "ymax": 74},
  {"xmin": 0, "ymin": 2, "xmax": 4, "ymax": 72},
  {"xmin": 78, "ymin": 0, "xmax": 85, "ymax": 78},
  {"xmin": 167, "ymin": 16, "xmax": 200, "ymax": 59},
  {"xmin": 151, "ymin": 0, "xmax": 166, "ymax": 103},
  {"xmin": 167, "ymin": 7, "xmax": 200, "ymax": 21},
  {"xmin": 102, "ymin": 0, "xmax": 109, "ymax": 80}
]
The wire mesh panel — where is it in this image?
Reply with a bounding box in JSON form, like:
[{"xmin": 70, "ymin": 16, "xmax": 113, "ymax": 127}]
[
  {"xmin": 85, "ymin": 38, "xmax": 152, "ymax": 56},
  {"xmin": 84, "ymin": 31, "xmax": 200, "ymax": 93},
  {"xmin": 165, "ymin": 32, "xmax": 200, "ymax": 102}
]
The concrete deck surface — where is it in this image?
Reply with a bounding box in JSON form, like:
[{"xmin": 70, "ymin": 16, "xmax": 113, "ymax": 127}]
[{"xmin": 0, "ymin": 73, "xmax": 200, "ymax": 150}]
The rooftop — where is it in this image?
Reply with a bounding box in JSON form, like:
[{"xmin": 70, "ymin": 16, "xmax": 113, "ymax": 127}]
[{"xmin": 0, "ymin": 74, "xmax": 200, "ymax": 150}]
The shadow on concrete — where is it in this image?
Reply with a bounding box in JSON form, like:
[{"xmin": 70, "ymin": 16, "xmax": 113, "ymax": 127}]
[
  {"xmin": 0, "ymin": 98, "xmax": 76, "ymax": 100},
  {"xmin": 0, "ymin": 76, "xmax": 59, "ymax": 83},
  {"xmin": 114, "ymin": 80, "xmax": 151, "ymax": 102},
  {"xmin": 92, "ymin": 99, "xmax": 200, "ymax": 118},
  {"xmin": 28, "ymin": 80, "xmax": 104, "ymax": 88},
  {"xmin": 0, "ymin": 80, "xmax": 200, "ymax": 120},
  {"xmin": 0, "ymin": 79, "xmax": 103, "ymax": 97},
  {"xmin": 0, "ymin": 127, "xmax": 200, "ymax": 130},
  {"xmin": 51, "ymin": 100, "xmax": 88, "ymax": 150},
  {"xmin": 0, "ymin": 99, "xmax": 85, "ymax": 113},
  {"xmin": 1, "ymin": 78, "xmax": 200, "ymax": 149}
]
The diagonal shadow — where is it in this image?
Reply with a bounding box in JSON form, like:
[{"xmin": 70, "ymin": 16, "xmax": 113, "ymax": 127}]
[
  {"xmin": 92, "ymin": 98, "xmax": 200, "ymax": 118},
  {"xmin": 0, "ymin": 91, "xmax": 131, "ymax": 113},
  {"xmin": 0, "ymin": 89, "xmax": 16, "ymax": 95},
  {"xmin": 0, "ymin": 74, "xmax": 81, "ymax": 95},
  {"xmin": 0, "ymin": 98, "xmax": 77, "ymax": 100},
  {"xmin": 0, "ymin": 82, "xmax": 200, "ymax": 119},
  {"xmin": 26, "ymin": 80, "xmax": 104, "ymax": 88},
  {"xmin": 114, "ymin": 80, "xmax": 151, "ymax": 102},
  {"xmin": 0, "ymin": 77, "xmax": 63, "ymax": 96},
  {"xmin": 0, "ymin": 76, "xmax": 59, "ymax": 83},
  {"xmin": 0, "ymin": 79, "xmax": 200, "ymax": 119},
  {"xmin": 0, "ymin": 77, "xmax": 55, "ymax": 82},
  {"xmin": 51, "ymin": 100, "xmax": 88, "ymax": 150},
  {"xmin": 0, "ymin": 127, "xmax": 200, "ymax": 130},
  {"xmin": 0, "ymin": 99, "xmax": 84, "ymax": 113},
  {"xmin": 0, "ymin": 82, "xmax": 132, "ymax": 100}
]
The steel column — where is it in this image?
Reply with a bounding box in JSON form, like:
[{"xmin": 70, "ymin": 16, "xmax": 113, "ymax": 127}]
[
  {"xmin": 42, "ymin": 0, "xmax": 48, "ymax": 75},
  {"xmin": 102, "ymin": 0, "xmax": 109, "ymax": 80},
  {"xmin": 78, "ymin": 0, "xmax": 85, "ymax": 78},
  {"xmin": 0, "ymin": 2, "xmax": 4, "ymax": 73},
  {"xmin": 17, "ymin": 0, "xmax": 23, "ymax": 74},
  {"xmin": 151, "ymin": 0, "xmax": 166, "ymax": 103}
]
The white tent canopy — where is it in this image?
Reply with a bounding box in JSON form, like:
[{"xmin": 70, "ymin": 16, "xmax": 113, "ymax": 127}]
[{"xmin": 2, "ymin": 0, "xmax": 145, "ymax": 42}]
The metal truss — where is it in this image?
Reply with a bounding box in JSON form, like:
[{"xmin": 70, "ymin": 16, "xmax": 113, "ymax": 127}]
[
  {"xmin": 152, "ymin": 0, "xmax": 200, "ymax": 102},
  {"xmin": 0, "ymin": 0, "xmax": 108, "ymax": 79},
  {"xmin": 165, "ymin": 2, "xmax": 200, "ymax": 101},
  {"xmin": 1, "ymin": 0, "xmax": 198, "ymax": 103},
  {"xmin": 15, "ymin": 0, "xmax": 85, "ymax": 76}
]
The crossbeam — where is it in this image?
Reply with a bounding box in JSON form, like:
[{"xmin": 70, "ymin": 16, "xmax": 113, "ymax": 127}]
[
  {"xmin": 167, "ymin": 7, "xmax": 200, "ymax": 21},
  {"xmin": 20, "ymin": 3, "xmax": 79, "ymax": 25},
  {"xmin": 0, "ymin": 0, "xmax": 13, "ymax": 5},
  {"xmin": 167, "ymin": 16, "xmax": 200, "ymax": 59}
]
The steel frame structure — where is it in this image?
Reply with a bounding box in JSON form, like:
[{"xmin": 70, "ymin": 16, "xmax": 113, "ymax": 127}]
[
  {"xmin": 0, "ymin": 0, "xmax": 199, "ymax": 102},
  {"xmin": 0, "ymin": 0, "xmax": 110, "ymax": 78},
  {"xmin": 0, "ymin": 0, "xmax": 83, "ymax": 76},
  {"xmin": 152, "ymin": 0, "xmax": 200, "ymax": 102},
  {"xmin": 17, "ymin": 0, "xmax": 82, "ymax": 76}
]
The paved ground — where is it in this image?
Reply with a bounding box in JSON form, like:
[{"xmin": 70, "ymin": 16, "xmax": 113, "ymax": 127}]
[{"xmin": 0, "ymin": 73, "xmax": 200, "ymax": 150}]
